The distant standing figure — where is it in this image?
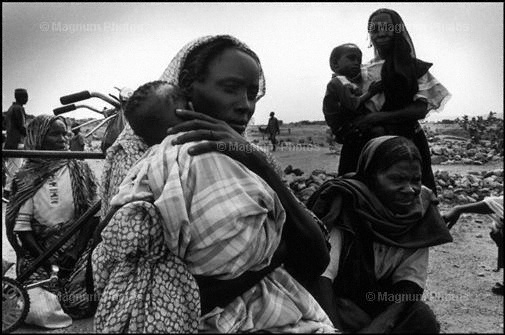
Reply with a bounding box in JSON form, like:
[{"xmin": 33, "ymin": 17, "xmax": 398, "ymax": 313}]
[
  {"xmin": 266, "ymin": 111, "xmax": 280, "ymax": 151},
  {"xmin": 5, "ymin": 88, "xmax": 28, "ymax": 149},
  {"xmin": 70, "ymin": 123, "xmax": 85, "ymax": 151},
  {"xmin": 4, "ymin": 88, "xmax": 28, "ymax": 196}
]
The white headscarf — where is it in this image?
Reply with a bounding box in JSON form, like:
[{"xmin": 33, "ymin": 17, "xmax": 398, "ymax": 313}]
[{"xmin": 160, "ymin": 34, "xmax": 266, "ymax": 101}]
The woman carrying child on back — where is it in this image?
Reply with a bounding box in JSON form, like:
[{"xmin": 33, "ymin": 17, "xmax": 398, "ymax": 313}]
[{"xmin": 93, "ymin": 34, "xmax": 335, "ymax": 333}]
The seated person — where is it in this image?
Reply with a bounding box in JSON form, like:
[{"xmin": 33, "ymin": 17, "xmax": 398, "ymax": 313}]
[
  {"xmin": 6, "ymin": 115, "xmax": 99, "ymax": 328},
  {"xmin": 307, "ymin": 136, "xmax": 453, "ymax": 333}
]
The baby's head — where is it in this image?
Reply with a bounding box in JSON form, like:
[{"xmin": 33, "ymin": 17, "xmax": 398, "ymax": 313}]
[
  {"xmin": 125, "ymin": 80, "xmax": 186, "ymax": 146},
  {"xmin": 329, "ymin": 43, "xmax": 363, "ymax": 79}
]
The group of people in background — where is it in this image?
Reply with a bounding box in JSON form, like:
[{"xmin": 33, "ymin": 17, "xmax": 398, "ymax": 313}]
[{"xmin": 3, "ymin": 7, "xmax": 503, "ymax": 334}]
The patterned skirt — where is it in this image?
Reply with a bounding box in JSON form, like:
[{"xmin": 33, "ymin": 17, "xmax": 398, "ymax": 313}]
[{"xmin": 92, "ymin": 200, "xmax": 200, "ymax": 333}]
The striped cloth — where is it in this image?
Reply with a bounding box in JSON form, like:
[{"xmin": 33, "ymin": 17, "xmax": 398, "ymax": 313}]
[{"xmin": 110, "ymin": 133, "xmax": 336, "ymax": 333}]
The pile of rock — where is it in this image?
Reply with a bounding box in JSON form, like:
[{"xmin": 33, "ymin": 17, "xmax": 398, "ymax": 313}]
[
  {"xmin": 434, "ymin": 169, "xmax": 503, "ymax": 204},
  {"xmin": 287, "ymin": 169, "xmax": 338, "ymax": 203},
  {"xmin": 286, "ymin": 168, "xmax": 503, "ymax": 205},
  {"xmin": 429, "ymin": 137, "xmax": 503, "ymax": 165}
]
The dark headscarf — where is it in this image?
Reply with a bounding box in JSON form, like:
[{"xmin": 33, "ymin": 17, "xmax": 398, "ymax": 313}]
[
  {"xmin": 6, "ymin": 115, "xmax": 97, "ymax": 255},
  {"xmin": 368, "ymin": 8, "xmax": 433, "ymax": 111},
  {"xmin": 307, "ymin": 136, "xmax": 452, "ymax": 248}
]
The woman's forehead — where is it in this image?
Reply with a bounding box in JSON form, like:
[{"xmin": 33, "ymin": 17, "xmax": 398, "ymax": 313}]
[
  {"xmin": 207, "ymin": 48, "xmax": 260, "ymax": 81},
  {"xmin": 47, "ymin": 119, "xmax": 67, "ymax": 131},
  {"xmin": 384, "ymin": 159, "xmax": 422, "ymax": 173},
  {"xmin": 370, "ymin": 12, "xmax": 393, "ymax": 24}
]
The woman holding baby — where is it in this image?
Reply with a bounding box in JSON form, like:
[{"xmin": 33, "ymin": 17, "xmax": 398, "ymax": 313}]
[
  {"xmin": 92, "ymin": 35, "xmax": 335, "ymax": 333},
  {"xmin": 328, "ymin": 8, "xmax": 450, "ymax": 196}
]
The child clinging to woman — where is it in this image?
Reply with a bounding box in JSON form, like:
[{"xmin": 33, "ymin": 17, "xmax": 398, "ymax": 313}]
[
  {"xmin": 92, "ymin": 80, "xmax": 186, "ymax": 239},
  {"xmin": 124, "ymin": 80, "xmax": 186, "ymax": 147},
  {"xmin": 323, "ymin": 43, "xmax": 384, "ymax": 144}
]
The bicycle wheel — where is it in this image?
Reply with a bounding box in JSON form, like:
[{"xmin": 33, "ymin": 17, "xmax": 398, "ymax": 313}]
[{"xmin": 2, "ymin": 277, "xmax": 30, "ymax": 333}]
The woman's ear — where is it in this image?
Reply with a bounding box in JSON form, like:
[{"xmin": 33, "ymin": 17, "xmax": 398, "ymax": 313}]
[{"xmin": 179, "ymin": 69, "xmax": 193, "ymax": 97}]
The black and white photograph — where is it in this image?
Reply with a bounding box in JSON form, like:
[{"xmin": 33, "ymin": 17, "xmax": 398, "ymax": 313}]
[{"xmin": 2, "ymin": 2, "xmax": 503, "ymax": 333}]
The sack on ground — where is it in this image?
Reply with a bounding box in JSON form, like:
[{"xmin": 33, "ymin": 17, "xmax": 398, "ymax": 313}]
[{"xmin": 24, "ymin": 287, "xmax": 72, "ymax": 329}]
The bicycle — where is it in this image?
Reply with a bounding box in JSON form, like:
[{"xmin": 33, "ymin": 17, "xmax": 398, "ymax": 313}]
[
  {"xmin": 1, "ymin": 200, "xmax": 101, "ymax": 333},
  {"xmin": 53, "ymin": 86, "xmax": 132, "ymax": 153}
]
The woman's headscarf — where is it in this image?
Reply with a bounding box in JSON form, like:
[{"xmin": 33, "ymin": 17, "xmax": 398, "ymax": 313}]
[
  {"xmin": 307, "ymin": 136, "xmax": 452, "ymax": 248},
  {"xmin": 6, "ymin": 115, "xmax": 97, "ymax": 255},
  {"xmin": 368, "ymin": 8, "xmax": 432, "ymax": 111},
  {"xmin": 159, "ymin": 34, "xmax": 266, "ymax": 101},
  {"xmin": 24, "ymin": 115, "xmax": 66, "ymax": 151},
  {"xmin": 355, "ymin": 135, "xmax": 398, "ymax": 176}
]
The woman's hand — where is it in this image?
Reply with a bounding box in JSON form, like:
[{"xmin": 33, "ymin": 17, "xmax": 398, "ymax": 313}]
[
  {"xmin": 167, "ymin": 108, "xmax": 268, "ymax": 174},
  {"xmin": 168, "ymin": 107, "xmax": 329, "ymax": 281},
  {"xmin": 442, "ymin": 207, "xmax": 462, "ymax": 230},
  {"xmin": 368, "ymin": 80, "xmax": 383, "ymax": 96},
  {"xmin": 352, "ymin": 112, "xmax": 384, "ymax": 132}
]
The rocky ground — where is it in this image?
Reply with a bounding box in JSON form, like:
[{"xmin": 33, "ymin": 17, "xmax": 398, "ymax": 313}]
[{"xmin": 287, "ymin": 166, "xmax": 503, "ymax": 205}]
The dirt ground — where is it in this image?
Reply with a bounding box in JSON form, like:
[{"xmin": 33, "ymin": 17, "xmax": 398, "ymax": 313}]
[{"xmin": 3, "ymin": 146, "xmax": 503, "ymax": 333}]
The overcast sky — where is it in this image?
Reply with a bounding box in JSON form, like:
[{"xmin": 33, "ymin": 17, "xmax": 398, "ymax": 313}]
[{"xmin": 2, "ymin": 2, "xmax": 503, "ymax": 124}]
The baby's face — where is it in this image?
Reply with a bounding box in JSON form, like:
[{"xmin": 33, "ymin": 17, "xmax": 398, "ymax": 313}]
[{"xmin": 336, "ymin": 49, "xmax": 362, "ymax": 78}]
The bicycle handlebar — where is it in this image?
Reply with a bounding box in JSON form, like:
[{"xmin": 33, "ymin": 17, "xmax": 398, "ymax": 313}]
[
  {"xmin": 54, "ymin": 104, "xmax": 105, "ymax": 116},
  {"xmin": 60, "ymin": 91, "xmax": 91, "ymax": 105},
  {"xmin": 53, "ymin": 104, "xmax": 77, "ymax": 115},
  {"xmin": 60, "ymin": 91, "xmax": 120, "ymax": 108}
]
